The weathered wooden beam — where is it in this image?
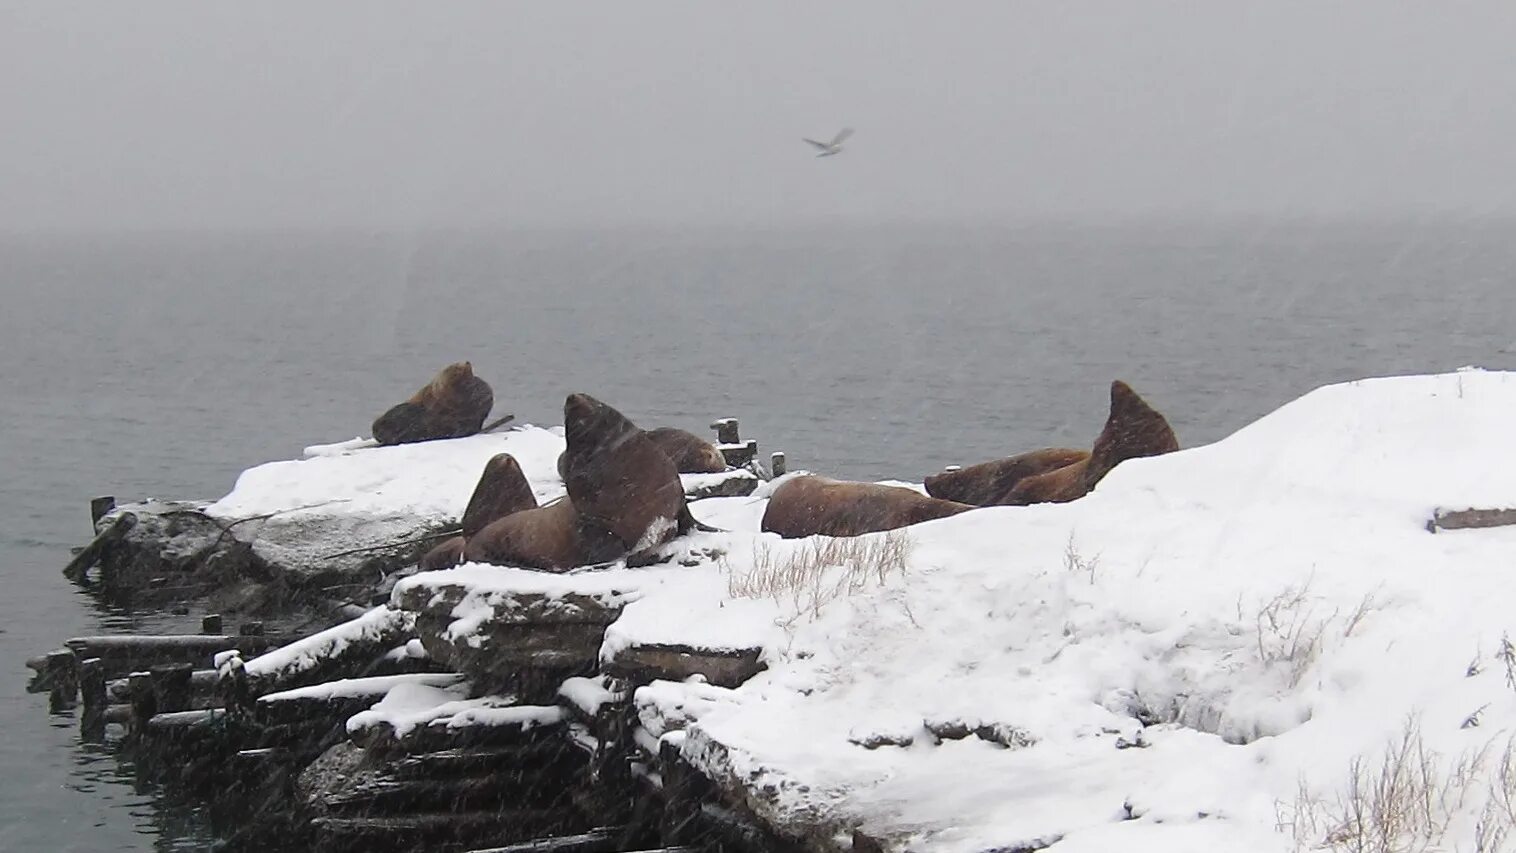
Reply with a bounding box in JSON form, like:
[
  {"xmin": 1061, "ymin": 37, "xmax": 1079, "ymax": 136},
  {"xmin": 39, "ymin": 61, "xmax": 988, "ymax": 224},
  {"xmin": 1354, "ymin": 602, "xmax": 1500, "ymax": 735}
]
[
  {"xmin": 1428, "ymin": 507, "xmax": 1516, "ymax": 532},
  {"xmin": 150, "ymin": 663, "xmax": 195, "ymax": 714},
  {"xmin": 79, "ymin": 657, "xmax": 106, "ymax": 740},
  {"xmin": 62, "ymin": 511, "xmax": 135, "ymax": 582},
  {"xmin": 128, "ymin": 671, "xmax": 156, "ymax": 728},
  {"xmin": 463, "ymin": 827, "xmax": 640, "ymax": 853},
  {"xmin": 254, "ymin": 672, "xmax": 465, "ymax": 727},
  {"xmin": 604, "ymin": 643, "xmax": 764, "ymax": 689},
  {"xmin": 242, "ymin": 606, "xmax": 415, "ymax": 696},
  {"xmin": 351, "ymin": 713, "xmax": 569, "ymax": 755},
  {"xmin": 717, "ymin": 440, "xmax": 759, "ymax": 469},
  {"xmin": 46, "ymin": 649, "xmax": 78, "ymax": 711},
  {"xmin": 89, "ymin": 496, "xmax": 116, "ymax": 527},
  {"xmin": 710, "ymin": 418, "xmax": 740, "ymax": 446},
  {"xmin": 311, "ymin": 809, "xmax": 577, "ymax": 849},
  {"xmin": 64, "ymin": 634, "xmax": 283, "ymax": 677}
]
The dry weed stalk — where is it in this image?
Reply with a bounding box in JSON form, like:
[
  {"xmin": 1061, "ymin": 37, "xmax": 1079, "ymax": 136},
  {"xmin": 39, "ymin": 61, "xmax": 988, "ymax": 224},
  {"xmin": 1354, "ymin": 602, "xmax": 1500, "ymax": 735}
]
[
  {"xmin": 1282, "ymin": 717, "xmax": 1490, "ymax": 853},
  {"xmin": 728, "ymin": 529, "xmax": 912, "ymax": 623},
  {"xmin": 1063, "ymin": 533, "xmax": 1100, "ymax": 585}
]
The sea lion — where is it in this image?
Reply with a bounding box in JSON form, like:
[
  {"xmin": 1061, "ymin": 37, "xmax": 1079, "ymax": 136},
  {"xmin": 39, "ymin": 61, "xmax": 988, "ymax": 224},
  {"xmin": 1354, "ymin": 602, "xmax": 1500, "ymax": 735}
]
[
  {"xmin": 645, "ymin": 427, "xmax": 728, "ymax": 474},
  {"xmin": 372, "ymin": 361, "xmax": 494, "ymax": 446},
  {"xmin": 460, "ymin": 453, "xmax": 538, "ymax": 538},
  {"xmin": 417, "ymin": 453, "xmax": 539, "ymax": 571},
  {"xmin": 923, "ymin": 447, "xmax": 1090, "ymax": 506},
  {"xmin": 462, "ymin": 497, "xmax": 625, "ymax": 572},
  {"xmin": 1004, "ymin": 380, "xmax": 1179, "ymax": 506},
  {"xmin": 560, "ymin": 393, "xmax": 689, "ymax": 551},
  {"xmin": 419, "ymin": 535, "xmax": 466, "ymax": 571},
  {"xmin": 760, "ymin": 475, "xmax": 975, "ymax": 539}
]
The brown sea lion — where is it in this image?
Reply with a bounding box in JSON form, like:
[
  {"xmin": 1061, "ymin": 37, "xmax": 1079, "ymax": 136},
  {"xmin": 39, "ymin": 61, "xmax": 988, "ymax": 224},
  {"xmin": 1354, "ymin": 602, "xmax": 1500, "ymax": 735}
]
[
  {"xmin": 462, "ymin": 497, "xmax": 625, "ymax": 572},
  {"xmin": 923, "ymin": 447, "xmax": 1090, "ymax": 506},
  {"xmin": 419, "ymin": 535, "xmax": 466, "ymax": 571},
  {"xmin": 760, "ymin": 475, "xmax": 975, "ymax": 539},
  {"xmin": 417, "ymin": 453, "xmax": 540, "ymax": 571},
  {"xmin": 460, "ymin": 453, "xmax": 538, "ymax": 538},
  {"xmin": 1004, "ymin": 380, "xmax": 1179, "ymax": 506},
  {"xmin": 560, "ymin": 393, "xmax": 689, "ymax": 551},
  {"xmin": 372, "ymin": 361, "xmax": 494, "ymax": 446},
  {"xmin": 644, "ymin": 427, "xmax": 728, "ymax": 474}
]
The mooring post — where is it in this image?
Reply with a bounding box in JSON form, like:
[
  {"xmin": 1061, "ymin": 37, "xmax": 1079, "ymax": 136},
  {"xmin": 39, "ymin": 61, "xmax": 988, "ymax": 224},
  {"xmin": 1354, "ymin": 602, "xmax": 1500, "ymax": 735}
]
[
  {"xmin": 770, "ymin": 451, "xmax": 787, "ymax": 477},
  {"xmin": 150, "ymin": 663, "xmax": 194, "ymax": 714},
  {"xmin": 200, "ymin": 614, "xmax": 223, "ymax": 635},
  {"xmin": 79, "ymin": 658, "xmax": 106, "ymax": 740},
  {"xmin": 89, "ymin": 496, "xmax": 116, "ymax": 529},
  {"xmin": 239, "ymin": 621, "xmax": 265, "ymax": 637},
  {"xmin": 710, "ymin": 417, "xmax": 740, "ymax": 446},
  {"xmin": 47, "ymin": 650, "xmax": 79, "ymax": 711},
  {"xmin": 128, "ymin": 671, "xmax": 156, "ymax": 730}
]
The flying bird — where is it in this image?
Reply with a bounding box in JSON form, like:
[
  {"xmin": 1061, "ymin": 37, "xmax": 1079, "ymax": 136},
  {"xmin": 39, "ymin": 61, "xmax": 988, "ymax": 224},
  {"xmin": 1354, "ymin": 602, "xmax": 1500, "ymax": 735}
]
[{"xmin": 802, "ymin": 128, "xmax": 854, "ymax": 157}]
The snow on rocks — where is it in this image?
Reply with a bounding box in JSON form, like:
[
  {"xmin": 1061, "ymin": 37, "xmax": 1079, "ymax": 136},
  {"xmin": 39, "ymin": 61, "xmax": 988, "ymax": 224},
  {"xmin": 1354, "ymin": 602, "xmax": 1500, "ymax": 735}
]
[
  {"xmin": 241, "ymin": 605, "xmax": 416, "ymax": 692},
  {"xmin": 650, "ymin": 370, "xmax": 1516, "ymax": 852},
  {"xmin": 204, "ymin": 426, "xmax": 569, "ymax": 583}
]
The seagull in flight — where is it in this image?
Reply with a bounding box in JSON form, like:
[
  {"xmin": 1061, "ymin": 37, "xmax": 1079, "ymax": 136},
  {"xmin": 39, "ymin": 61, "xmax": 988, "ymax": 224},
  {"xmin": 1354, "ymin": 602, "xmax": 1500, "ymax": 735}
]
[{"xmin": 802, "ymin": 127, "xmax": 853, "ymax": 157}]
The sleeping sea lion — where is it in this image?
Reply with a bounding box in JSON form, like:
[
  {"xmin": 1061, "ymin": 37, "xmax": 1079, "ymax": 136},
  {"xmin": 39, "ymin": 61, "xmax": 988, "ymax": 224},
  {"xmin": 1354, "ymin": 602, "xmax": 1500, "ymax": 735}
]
[
  {"xmin": 760, "ymin": 475, "xmax": 975, "ymax": 539},
  {"xmin": 461, "ymin": 497, "xmax": 625, "ymax": 572},
  {"xmin": 645, "ymin": 427, "xmax": 728, "ymax": 474},
  {"xmin": 923, "ymin": 447, "xmax": 1090, "ymax": 506},
  {"xmin": 417, "ymin": 452, "xmax": 540, "ymax": 571},
  {"xmin": 373, "ymin": 361, "xmax": 494, "ymax": 446},
  {"xmin": 560, "ymin": 393, "xmax": 689, "ymax": 551},
  {"xmin": 1004, "ymin": 380, "xmax": 1178, "ymax": 505}
]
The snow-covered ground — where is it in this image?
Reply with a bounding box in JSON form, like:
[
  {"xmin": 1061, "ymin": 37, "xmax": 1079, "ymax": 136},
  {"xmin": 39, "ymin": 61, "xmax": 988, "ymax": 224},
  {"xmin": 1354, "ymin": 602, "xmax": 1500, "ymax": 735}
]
[
  {"xmin": 623, "ymin": 369, "xmax": 1516, "ymax": 852},
  {"xmin": 222, "ymin": 371, "xmax": 1516, "ymax": 852},
  {"xmin": 204, "ymin": 426, "xmax": 569, "ymax": 576}
]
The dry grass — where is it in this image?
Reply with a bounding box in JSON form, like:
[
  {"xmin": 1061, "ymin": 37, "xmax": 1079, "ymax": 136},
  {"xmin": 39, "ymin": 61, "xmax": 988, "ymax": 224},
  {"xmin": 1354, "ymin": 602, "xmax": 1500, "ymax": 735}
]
[
  {"xmin": 1281, "ymin": 717, "xmax": 1491, "ymax": 853},
  {"xmin": 1063, "ymin": 533, "xmax": 1100, "ymax": 585},
  {"xmin": 1244, "ymin": 583, "xmax": 1382, "ymax": 689},
  {"xmin": 727, "ymin": 529, "xmax": 912, "ymax": 623}
]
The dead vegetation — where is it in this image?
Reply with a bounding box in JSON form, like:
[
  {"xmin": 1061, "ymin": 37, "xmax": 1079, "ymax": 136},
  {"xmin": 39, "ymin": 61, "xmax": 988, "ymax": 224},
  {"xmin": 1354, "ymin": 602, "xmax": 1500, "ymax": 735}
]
[
  {"xmin": 1279, "ymin": 717, "xmax": 1516, "ymax": 853},
  {"xmin": 726, "ymin": 529, "xmax": 912, "ymax": 623}
]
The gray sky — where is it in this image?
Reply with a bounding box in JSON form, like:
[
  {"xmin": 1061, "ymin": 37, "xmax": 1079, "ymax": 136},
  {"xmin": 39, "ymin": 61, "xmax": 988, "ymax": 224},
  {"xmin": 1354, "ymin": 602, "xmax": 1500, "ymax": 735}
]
[{"xmin": 4, "ymin": 1, "xmax": 1516, "ymax": 230}]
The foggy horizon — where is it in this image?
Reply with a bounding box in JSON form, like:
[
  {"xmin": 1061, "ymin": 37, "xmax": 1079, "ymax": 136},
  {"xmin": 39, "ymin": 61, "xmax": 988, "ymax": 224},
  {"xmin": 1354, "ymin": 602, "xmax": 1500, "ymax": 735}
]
[{"xmin": 6, "ymin": 2, "xmax": 1516, "ymax": 231}]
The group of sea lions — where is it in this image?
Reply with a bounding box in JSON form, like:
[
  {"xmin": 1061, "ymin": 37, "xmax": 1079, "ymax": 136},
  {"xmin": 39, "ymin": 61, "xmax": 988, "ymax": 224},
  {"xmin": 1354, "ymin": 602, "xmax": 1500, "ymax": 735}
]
[
  {"xmin": 374, "ymin": 365, "xmax": 1179, "ymax": 570},
  {"xmin": 759, "ymin": 380, "xmax": 1179, "ymax": 539},
  {"xmin": 412, "ymin": 391, "xmax": 726, "ymax": 573}
]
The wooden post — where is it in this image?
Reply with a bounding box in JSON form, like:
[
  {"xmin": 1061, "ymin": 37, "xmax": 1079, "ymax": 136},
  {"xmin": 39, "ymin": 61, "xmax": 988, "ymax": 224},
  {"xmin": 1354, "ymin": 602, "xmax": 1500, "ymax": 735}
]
[
  {"xmin": 47, "ymin": 650, "xmax": 78, "ymax": 711},
  {"xmin": 239, "ymin": 621, "xmax": 265, "ymax": 637},
  {"xmin": 201, "ymin": 614, "xmax": 223, "ymax": 635},
  {"xmin": 150, "ymin": 663, "xmax": 195, "ymax": 714},
  {"xmin": 89, "ymin": 496, "xmax": 116, "ymax": 528},
  {"xmin": 62, "ymin": 512, "xmax": 136, "ymax": 583},
  {"xmin": 710, "ymin": 418, "xmax": 739, "ymax": 445},
  {"xmin": 770, "ymin": 452, "xmax": 787, "ymax": 477},
  {"xmin": 79, "ymin": 658, "xmax": 106, "ymax": 740},
  {"xmin": 128, "ymin": 672, "xmax": 156, "ymax": 730}
]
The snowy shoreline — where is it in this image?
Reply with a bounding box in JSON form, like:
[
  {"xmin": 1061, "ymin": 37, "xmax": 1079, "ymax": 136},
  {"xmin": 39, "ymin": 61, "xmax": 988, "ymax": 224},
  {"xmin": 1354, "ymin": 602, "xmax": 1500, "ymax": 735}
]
[{"xmin": 58, "ymin": 369, "xmax": 1516, "ymax": 852}]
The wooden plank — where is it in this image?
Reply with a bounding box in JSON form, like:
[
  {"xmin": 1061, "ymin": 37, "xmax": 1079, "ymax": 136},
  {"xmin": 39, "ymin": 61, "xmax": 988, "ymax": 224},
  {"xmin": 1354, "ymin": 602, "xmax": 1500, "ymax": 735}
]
[
  {"xmin": 1430, "ymin": 507, "xmax": 1516, "ymax": 532},
  {"xmin": 62, "ymin": 511, "xmax": 135, "ymax": 582}
]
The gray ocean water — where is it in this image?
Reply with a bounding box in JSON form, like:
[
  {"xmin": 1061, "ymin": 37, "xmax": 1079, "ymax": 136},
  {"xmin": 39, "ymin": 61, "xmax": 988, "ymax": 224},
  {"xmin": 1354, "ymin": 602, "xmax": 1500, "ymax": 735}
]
[{"xmin": 2, "ymin": 221, "xmax": 1514, "ymax": 851}]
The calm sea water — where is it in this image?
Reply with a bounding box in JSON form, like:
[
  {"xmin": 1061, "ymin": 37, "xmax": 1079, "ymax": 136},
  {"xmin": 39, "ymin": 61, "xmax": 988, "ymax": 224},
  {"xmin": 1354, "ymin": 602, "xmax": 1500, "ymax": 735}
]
[{"xmin": 2, "ymin": 221, "xmax": 1514, "ymax": 850}]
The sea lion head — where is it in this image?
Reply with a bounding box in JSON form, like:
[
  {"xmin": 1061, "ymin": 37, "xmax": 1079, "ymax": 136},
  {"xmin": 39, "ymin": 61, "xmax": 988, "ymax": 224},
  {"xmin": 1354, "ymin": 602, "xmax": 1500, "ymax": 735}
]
[
  {"xmin": 560, "ymin": 393, "xmax": 685, "ymax": 550},
  {"xmin": 1084, "ymin": 380, "xmax": 1179, "ymax": 487}
]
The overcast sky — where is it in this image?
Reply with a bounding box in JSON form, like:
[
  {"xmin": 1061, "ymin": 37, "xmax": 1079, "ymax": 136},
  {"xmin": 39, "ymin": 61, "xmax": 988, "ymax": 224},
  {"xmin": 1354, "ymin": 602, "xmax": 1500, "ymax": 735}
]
[{"xmin": 4, "ymin": 2, "xmax": 1516, "ymax": 230}]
